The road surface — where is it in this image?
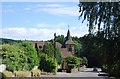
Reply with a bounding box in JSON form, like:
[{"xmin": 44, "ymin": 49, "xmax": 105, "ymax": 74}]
[{"xmin": 41, "ymin": 68, "xmax": 109, "ymax": 78}]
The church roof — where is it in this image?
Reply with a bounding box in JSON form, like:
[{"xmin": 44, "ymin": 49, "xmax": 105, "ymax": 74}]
[
  {"xmin": 65, "ymin": 38, "xmax": 74, "ymax": 45},
  {"xmin": 65, "ymin": 29, "xmax": 74, "ymax": 45}
]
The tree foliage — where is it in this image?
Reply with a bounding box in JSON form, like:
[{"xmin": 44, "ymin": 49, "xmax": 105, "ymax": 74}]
[
  {"xmin": 1, "ymin": 41, "xmax": 39, "ymax": 72},
  {"xmin": 43, "ymin": 42, "xmax": 62, "ymax": 64},
  {"xmin": 78, "ymin": 2, "xmax": 120, "ymax": 77},
  {"xmin": 38, "ymin": 53, "xmax": 58, "ymax": 74},
  {"xmin": 65, "ymin": 56, "xmax": 81, "ymax": 69},
  {"xmin": 79, "ymin": 2, "xmax": 120, "ymax": 36},
  {"xmin": 55, "ymin": 35, "xmax": 65, "ymax": 45}
]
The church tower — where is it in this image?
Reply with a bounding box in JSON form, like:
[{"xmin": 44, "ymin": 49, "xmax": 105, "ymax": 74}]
[{"xmin": 65, "ymin": 26, "xmax": 75, "ymax": 54}]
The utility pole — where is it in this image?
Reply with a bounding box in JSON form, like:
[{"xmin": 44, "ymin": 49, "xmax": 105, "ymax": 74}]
[{"xmin": 54, "ymin": 33, "xmax": 56, "ymax": 59}]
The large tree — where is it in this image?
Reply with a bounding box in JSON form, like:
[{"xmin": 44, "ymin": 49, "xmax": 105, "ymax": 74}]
[
  {"xmin": 43, "ymin": 42, "xmax": 62, "ymax": 64},
  {"xmin": 1, "ymin": 41, "xmax": 39, "ymax": 72},
  {"xmin": 78, "ymin": 2, "xmax": 120, "ymax": 77}
]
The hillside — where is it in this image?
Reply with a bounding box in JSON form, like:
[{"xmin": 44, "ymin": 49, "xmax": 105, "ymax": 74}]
[{"xmin": 0, "ymin": 38, "xmax": 21, "ymax": 44}]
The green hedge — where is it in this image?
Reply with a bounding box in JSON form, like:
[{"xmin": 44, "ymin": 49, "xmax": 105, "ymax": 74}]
[
  {"xmin": 1, "ymin": 41, "xmax": 39, "ymax": 72},
  {"xmin": 38, "ymin": 53, "xmax": 58, "ymax": 74}
]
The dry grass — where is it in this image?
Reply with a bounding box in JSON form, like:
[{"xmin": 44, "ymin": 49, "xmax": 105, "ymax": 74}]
[
  {"xmin": 31, "ymin": 69, "xmax": 41, "ymax": 77},
  {"xmin": 14, "ymin": 71, "xmax": 31, "ymax": 77},
  {"xmin": 2, "ymin": 70, "xmax": 14, "ymax": 79}
]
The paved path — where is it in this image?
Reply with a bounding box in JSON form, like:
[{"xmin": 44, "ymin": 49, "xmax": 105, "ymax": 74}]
[{"xmin": 41, "ymin": 68, "xmax": 108, "ymax": 78}]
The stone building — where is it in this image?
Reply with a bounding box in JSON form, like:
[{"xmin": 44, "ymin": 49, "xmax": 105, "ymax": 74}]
[{"xmin": 32, "ymin": 29, "xmax": 75, "ymax": 70}]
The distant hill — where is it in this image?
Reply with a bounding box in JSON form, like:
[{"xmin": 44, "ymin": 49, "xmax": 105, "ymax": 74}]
[{"xmin": 0, "ymin": 38, "xmax": 21, "ymax": 44}]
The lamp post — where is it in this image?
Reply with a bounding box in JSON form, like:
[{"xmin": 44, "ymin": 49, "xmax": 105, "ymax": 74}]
[{"xmin": 54, "ymin": 33, "xmax": 56, "ymax": 59}]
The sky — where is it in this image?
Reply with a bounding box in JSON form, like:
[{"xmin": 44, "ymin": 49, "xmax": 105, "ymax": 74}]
[{"xmin": 1, "ymin": 2, "xmax": 89, "ymax": 41}]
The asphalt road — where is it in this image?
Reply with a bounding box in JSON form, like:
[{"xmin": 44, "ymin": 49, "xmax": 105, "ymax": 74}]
[{"xmin": 41, "ymin": 68, "xmax": 108, "ymax": 78}]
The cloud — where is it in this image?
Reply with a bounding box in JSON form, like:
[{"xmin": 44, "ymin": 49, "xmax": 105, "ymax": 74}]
[
  {"xmin": 41, "ymin": 6, "xmax": 79, "ymax": 16},
  {"xmin": 36, "ymin": 4, "xmax": 64, "ymax": 8},
  {"xmin": 24, "ymin": 7, "xmax": 31, "ymax": 10},
  {"xmin": 2, "ymin": 23, "xmax": 88, "ymax": 40},
  {"xmin": 34, "ymin": 4, "xmax": 79, "ymax": 16}
]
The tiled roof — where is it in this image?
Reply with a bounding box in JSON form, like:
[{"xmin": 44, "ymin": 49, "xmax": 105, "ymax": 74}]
[
  {"xmin": 32, "ymin": 41, "xmax": 73, "ymax": 58},
  {"xmin": 32, "ymin": 41, "xmax": 45, "ymax": 50}
]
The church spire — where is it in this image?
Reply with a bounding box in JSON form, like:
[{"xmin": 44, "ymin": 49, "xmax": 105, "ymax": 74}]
[{"xmin": 66, "ymin": 25, "xmax": 71, "ymax": 40}]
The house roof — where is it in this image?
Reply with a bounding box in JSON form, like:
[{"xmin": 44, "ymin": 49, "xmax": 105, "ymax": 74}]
[
  {"xmin": 32, "ymin": 41, "xmax": 73, "ymax": 58},
  {"xmin": 65, "ymin": 29, "xmax": 74, "ymax": 45}
]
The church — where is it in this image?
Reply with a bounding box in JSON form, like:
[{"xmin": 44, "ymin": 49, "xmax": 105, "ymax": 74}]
[{"xmin": 32, "ymin": 28, "xmax": 75, "ymax": 70}]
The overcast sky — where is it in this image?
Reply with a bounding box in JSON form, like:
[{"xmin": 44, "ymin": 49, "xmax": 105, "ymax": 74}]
[{"xmin": 1, "ymin": 2, "xmax": 89, "ymax": 41}]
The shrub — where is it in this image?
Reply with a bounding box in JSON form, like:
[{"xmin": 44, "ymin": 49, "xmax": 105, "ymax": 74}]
[
  {"xmin": 66, "ymin": 56, "xmax": 81, "ymax": 69},
  {"xmin": 31, "ymin": 69, "xmax": 41, "ymax": 77},
  {"xmin": 81, "ymin": 57, "xmax": 88, "ymax": 65},
  {"xmin": 1, "ymin": 41, "xmax": 39, "ymax": 72},
  {"xmin": 38, "ymin": 53, "xmax": 58, "ymax": 74}
]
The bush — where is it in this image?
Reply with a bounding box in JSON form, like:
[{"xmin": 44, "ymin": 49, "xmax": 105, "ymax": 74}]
[
  {"xmin": 31, "ymin": 69, "xmax": 41, "ymax": 77},
  {"xmin": 1, "ymin": 41, "xmax": 39, "ymax": 72},
  {"xmin": 66, "ymin": 56, "xmax": 81, "ymax": 69},
  {"xmin": 81, "ymin": 57, "xmax": 88, "ymax": 65},
  {"xmin": 38, "ymin": 53, "xmax": 58, "ymax": 74}
]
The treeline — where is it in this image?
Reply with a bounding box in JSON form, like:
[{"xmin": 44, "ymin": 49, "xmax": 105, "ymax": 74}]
[
  {"xmin": 0, "ymin": 38, "xmax": 21, "ymax": 44},
  {"xmin": 1, "ymin": 40, "xmax": 59, "ymax": 74}
]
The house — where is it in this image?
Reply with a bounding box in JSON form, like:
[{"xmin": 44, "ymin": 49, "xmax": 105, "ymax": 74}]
[{"xmin": 32, "ymin": 29, "xmax": 75, "ymax": 70}]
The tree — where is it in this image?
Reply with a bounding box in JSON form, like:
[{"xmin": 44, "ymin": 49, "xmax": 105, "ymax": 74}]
[
  {"xmin": 35, "ymin": 43, "xmax": 38, "ymax": 54},
  {"xmin": 73, "ymin": 40, "xmax": 82, "ymax": 54},
  {"xmin": 43, "ymin": 42, "xmax": 62, "ymax": 64},
  {"xmin": 78, "ymin": 2, "xmax": 120, "ymax": 77},
  {"xmin": 20, "ymin": 41, "xmax": 39, "ymax": 69},
  {"xmin": 55, "ymin": 35, "xmax": 65, "ymax": 45},
  {"xmin": 81, "ymin": 57, "xmax": 88, "ymax": 66},
  {"xmin": 1, "ymin": 41, "xmax": 39, "ymax": 72},
  {"xmin": 38, "ymin": 53, "xmax": 58, "ymax": 74}
]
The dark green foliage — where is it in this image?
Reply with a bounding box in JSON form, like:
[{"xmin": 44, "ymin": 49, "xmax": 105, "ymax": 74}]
[
  {"xmin": 43, "ymin": 42, "xmax": 62, "ymax": 64},
  {"xmin": 0, "ymin": 38, "xmax": 21, "ymax": 44},
  {"xmin": 20, "ymin": 41, "xmax": 39, "ymax": 69},
  {"xmin": 35, "ymin": 43, "xmax": 39, "ymax": 54},
  {"xmin": 81, "ymin": 57, "xmax": 88, "ymax": 66},
  {"xmin": 78, "ymin": 2, "xmax": 120, "ymax": 78},
  {"xmin": 65, "ymin": 56, "xmax": 81, "ymax": 69},
  {"xmin": 55, "ymin": 35, "xmax": 65, "ymax": 45},
  {"xmin": 1, "ymin": 41, "xmax": 39, "ymax": 72},
  {"xmin": 73, "ymin": 40, "xmax": 82, "ymax": 53},
  {"xmin": 79, "ymin": 34, "xmax": 102, "ymax": 67},
  {"xmin": 38, "ymin": 53, "xmax": 57, "ymax": 74},
  {"xmin": 43, "ymin": 42, "xmax": 54, "ymax": 57}
]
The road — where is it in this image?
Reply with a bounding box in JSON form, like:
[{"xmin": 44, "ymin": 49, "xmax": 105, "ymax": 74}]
[{"xmin": 41, "ymin": 68, "xmax": 109, "ymax": 78}]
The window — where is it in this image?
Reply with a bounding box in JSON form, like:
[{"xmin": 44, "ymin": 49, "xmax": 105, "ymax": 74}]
[
  {"xmin": 68, "ymin": 45, "xmax": 72, "ymax": 52},
  {"xmin": 69, "ymin": 47, "xmax": 72, "ymax": 52}
]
